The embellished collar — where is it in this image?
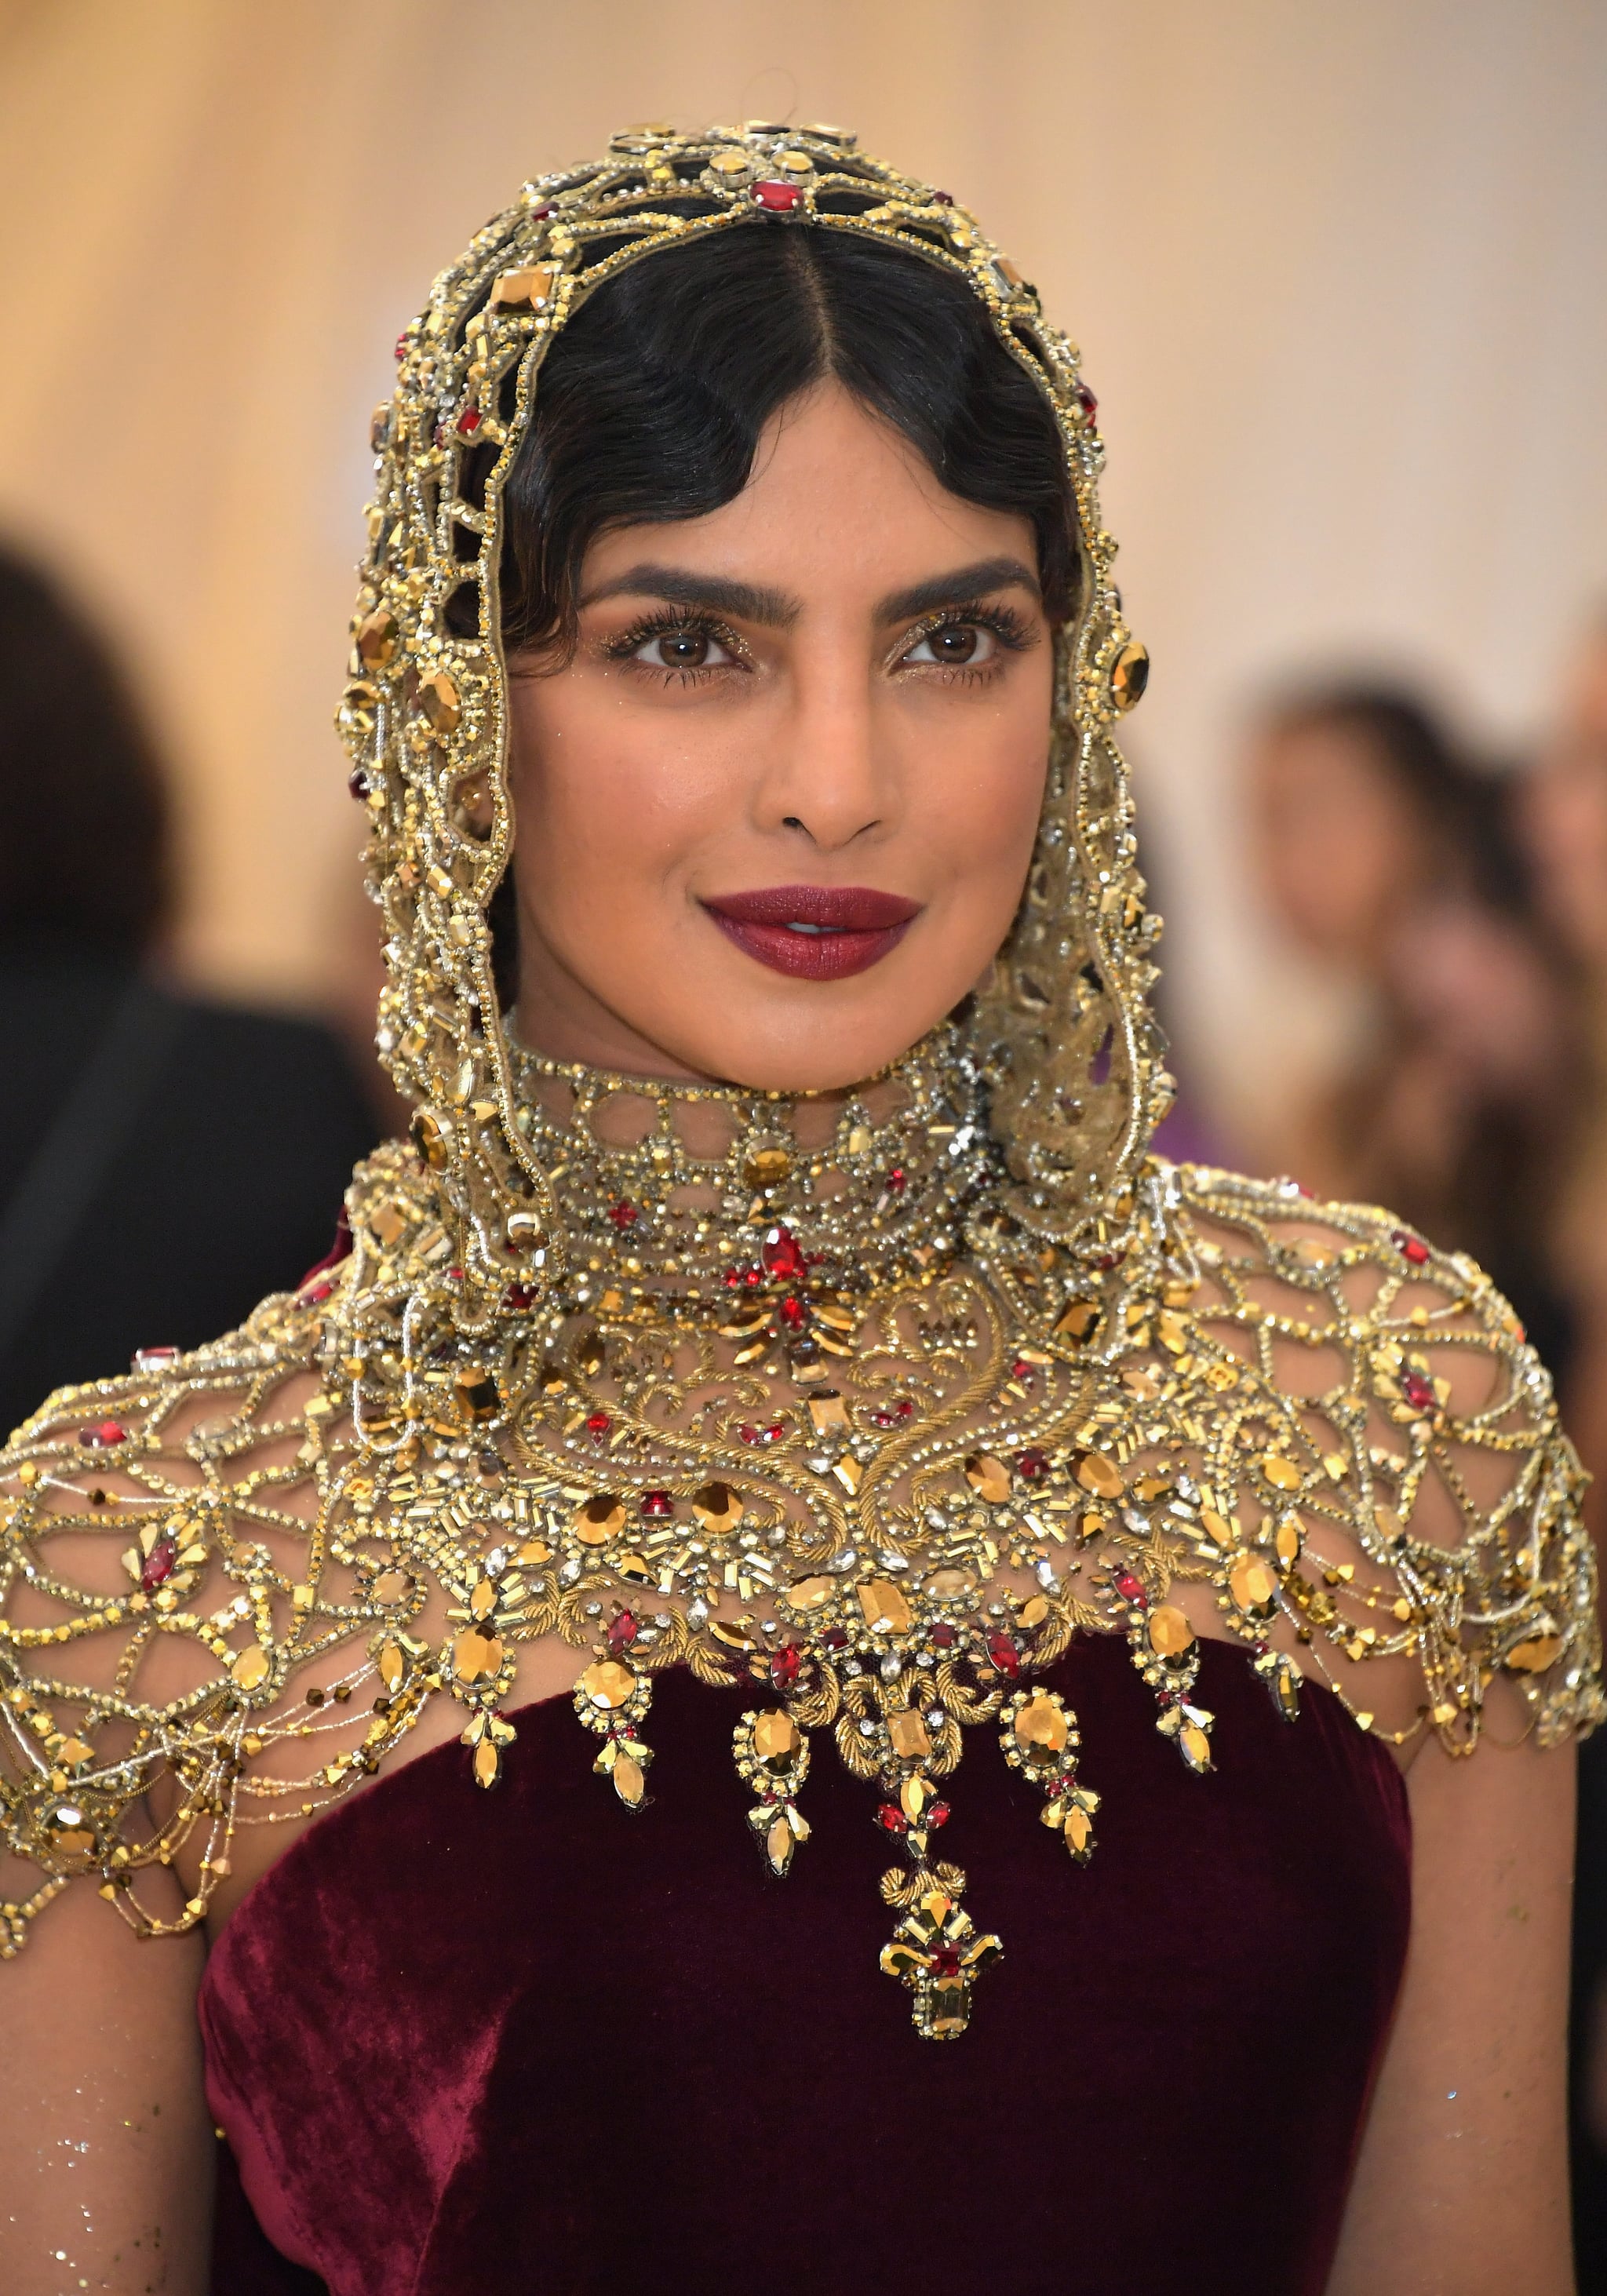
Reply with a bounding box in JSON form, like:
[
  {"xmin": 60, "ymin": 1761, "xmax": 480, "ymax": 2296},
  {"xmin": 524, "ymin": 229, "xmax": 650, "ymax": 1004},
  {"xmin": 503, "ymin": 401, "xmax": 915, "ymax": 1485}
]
[{"xmin": 503, "ymin": 1022, "xmax": 1000, "ymax": 1324}]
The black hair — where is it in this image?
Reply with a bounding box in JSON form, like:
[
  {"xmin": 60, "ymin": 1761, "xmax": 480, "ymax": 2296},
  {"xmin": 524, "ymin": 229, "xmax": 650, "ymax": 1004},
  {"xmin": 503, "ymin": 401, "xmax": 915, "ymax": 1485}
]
[
  {"xmin": 496, "ymin": 221, "xmax": 1080, "ymax": 655},
  {"xmin": 0, "ymin": 542, "xmax": 172, "ymax": 957}
]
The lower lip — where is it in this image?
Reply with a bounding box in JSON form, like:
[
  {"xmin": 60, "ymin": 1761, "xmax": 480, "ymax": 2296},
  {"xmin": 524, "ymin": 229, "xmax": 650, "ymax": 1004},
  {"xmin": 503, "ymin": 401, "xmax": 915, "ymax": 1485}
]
[{"xmin": 705, "ymin": 913, "xmax": 916, "ymax": 981}]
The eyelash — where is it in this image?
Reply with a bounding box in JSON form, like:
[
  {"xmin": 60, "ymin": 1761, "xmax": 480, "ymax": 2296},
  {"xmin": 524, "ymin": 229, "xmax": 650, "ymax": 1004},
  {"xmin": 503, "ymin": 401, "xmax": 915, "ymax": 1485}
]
[{"xmin": 601, "ymin": 600, "xmax": 1037, "ymax": 687}]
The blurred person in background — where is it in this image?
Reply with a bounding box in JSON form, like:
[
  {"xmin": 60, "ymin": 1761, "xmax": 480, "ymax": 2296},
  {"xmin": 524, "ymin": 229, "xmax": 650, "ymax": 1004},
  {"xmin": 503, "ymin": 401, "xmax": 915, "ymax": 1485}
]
[
  {"xmin": 1247, "ymin": 680, "xmax": 1578, "ymax": 1377},
  {"xmin": 1518, "ymin": 610, "xmax": 1607, "ymax": 2286},
  {"xmin": 0, "ymin": 541, "xmax": 377, "ymax": 1435}
]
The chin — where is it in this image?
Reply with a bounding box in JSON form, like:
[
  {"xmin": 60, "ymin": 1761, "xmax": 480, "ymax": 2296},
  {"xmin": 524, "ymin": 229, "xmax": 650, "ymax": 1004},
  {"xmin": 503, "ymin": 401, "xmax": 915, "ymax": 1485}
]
[{"xmin": 664, "ymin": 1001, "xmax": 949, "ymax": 1095}]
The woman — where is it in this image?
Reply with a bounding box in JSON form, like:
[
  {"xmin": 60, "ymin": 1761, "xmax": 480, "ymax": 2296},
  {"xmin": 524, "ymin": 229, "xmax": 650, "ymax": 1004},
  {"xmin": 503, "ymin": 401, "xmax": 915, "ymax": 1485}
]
[
  {"xmin": 1247, "ymin": 681, "xmax": 1579, "ymax": 1377},
  {"xmin": 0, "ymin": 125, "xmax": 1595, "ymax": 2296}
]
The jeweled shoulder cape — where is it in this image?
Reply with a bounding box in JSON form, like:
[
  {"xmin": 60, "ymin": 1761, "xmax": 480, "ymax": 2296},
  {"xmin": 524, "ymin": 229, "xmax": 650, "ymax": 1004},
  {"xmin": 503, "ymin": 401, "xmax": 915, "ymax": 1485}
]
[{"xmin": 1, "ymin": 124, "xmax": 1598, "ymax": 2039}]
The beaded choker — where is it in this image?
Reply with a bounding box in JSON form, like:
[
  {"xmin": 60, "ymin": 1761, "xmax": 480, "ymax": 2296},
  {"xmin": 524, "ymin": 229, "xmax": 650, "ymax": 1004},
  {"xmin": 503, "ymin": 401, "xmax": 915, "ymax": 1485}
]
[{"xmin": 504, "ymin": 1025, "xmax": 999, "ymax": 1325}]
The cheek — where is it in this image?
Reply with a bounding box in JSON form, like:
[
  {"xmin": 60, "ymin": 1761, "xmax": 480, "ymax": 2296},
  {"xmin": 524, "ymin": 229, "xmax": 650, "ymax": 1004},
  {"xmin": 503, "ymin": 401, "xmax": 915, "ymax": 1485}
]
[{"xmin": 507, "ymin": 680, "xmax": 720, "ymax": 898}]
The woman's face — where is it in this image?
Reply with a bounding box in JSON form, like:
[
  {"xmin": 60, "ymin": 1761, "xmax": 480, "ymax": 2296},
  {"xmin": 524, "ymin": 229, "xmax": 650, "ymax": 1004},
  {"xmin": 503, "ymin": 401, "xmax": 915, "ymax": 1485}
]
[
  {"xmin": 1248, "ymin": 718, "xmax": 1434, "ymax": 972},
  {"xmin": 505, "ymin": 381, "xmax": 1056, "ymax": 1088}
]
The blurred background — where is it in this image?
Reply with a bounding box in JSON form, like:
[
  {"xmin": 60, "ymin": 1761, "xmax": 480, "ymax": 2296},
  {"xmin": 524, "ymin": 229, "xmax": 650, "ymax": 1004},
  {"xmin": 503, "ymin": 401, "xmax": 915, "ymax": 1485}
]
[{"xmin": 2, "ymin": 0, "xmax": 1606, "ymax": 2264}]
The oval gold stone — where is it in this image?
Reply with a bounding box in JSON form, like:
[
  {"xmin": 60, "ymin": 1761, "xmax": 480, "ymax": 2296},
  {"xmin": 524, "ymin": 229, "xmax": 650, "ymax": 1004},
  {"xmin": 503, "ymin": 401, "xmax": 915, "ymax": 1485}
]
[
  {"xmin": 692, "ymin": 1481, "xmax": 744, "ymax": 1531},
  {"xmin": 453, "ymin": 1628, "xmax": 504, "ymax": 1683},
  {"xmin": 752, "ymin": 1708, "xmax": 801, "ymax": 1768},
  {"xmin": 1258, "ymin": 1452, "xmax": 1303, "ymax": 1492},
  {"xmin": 1275, "ymin": 1518, "xmax": 1302, "ymax": 1565},
  {"xmin": 1507, "ymin": 1633, "xmax": 1565, "ymax": 1674},
  {"xmin": 858, "ymin": 1579, "xmax": 913, "ymax": 1634},
  {"xmin": 964, "ymin": 1452, "xmax": 1011, "ymax": 1505},
  {"xmin": 417, "ymin": 669, "xmax": 461, "ymax": 734},
  {"xmin": 1014, "ymin": 1689, "xmax": 1069, "ymax": 1758},
  {"xmin": 789, "ymin": 1576, "xmax": 834, "ymax": 1610},
  {"xmin": 611, "ymin": 1753, "xmax": 646, "ymax": 1806},
  {"xmin": 743, "ymin": 1147, "xmax": 792, "ymax": 1190},
  {"xmin": 1180, "ymin": 1720, "xmax": 1212, "ymax": 1769},
  {"xmin": 374, "ymin": 1569, "xmax": 413, "ymax": 1604},
  {"xmin": 1147, "ymin": 1605, "xmax": 1195, "ymax": 1658},
  {"xmin": 1229, "ymin": 1554, "xmax": 1278, "ymax": 1611},
  {"xmin": 231, "ymin": 1646, "xmax": 270, "ymax": 1692},
  {"xmin": 1075, "ymin": 1452, "xmax": 1124, "ymax": 1499},
  {"xmin": 580, "ymin": 1659, "xmax": 636, "ymax": 1711},
  {"xmin": 575, "ymin": 1495, "xmax": 625, "ymax": 1546}
]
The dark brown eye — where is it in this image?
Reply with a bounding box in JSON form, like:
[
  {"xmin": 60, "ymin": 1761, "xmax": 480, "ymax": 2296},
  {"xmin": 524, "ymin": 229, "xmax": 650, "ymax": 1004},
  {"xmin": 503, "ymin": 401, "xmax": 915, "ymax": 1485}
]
[
  {"xmin": 928, "ymin": 624, "xmax": 978, "ymax": 663},
  {"xmin": 903, "ymin": 621, "xmax": 997, "ymax": 669},
  {"xmin": 655, "ymin": 629, "xmax": 709, "ymax": 668}
]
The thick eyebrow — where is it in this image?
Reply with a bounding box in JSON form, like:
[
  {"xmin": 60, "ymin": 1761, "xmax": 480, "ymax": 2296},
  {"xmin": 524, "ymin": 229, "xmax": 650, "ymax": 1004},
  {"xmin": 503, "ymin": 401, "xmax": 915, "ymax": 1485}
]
[
  {"xmin": 874, "ymin": 556, "xmax": 1040, "ymax": 623},
  {"xmin": 580, "ymin": 562, "xmax": 803, "ymax": 627}
]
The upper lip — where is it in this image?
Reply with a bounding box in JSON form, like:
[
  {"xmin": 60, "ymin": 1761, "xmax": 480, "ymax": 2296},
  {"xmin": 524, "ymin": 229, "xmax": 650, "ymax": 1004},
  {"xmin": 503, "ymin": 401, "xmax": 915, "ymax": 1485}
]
[{"xmin": 701, "ymin": 884, "xmax": 923, "ymax": 931}]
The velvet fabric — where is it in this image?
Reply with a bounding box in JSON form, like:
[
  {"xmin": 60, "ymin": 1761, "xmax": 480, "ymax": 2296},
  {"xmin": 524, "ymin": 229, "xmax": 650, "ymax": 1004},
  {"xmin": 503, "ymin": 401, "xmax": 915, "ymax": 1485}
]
[{"xmin": 202, "ymin": 1635, "xmax": 1410, "ymax": 2295}]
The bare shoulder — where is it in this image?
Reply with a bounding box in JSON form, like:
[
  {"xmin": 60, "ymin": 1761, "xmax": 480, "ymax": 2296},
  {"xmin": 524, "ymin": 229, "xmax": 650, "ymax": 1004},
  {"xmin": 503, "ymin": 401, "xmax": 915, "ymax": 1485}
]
[{"xmin": 1163, "ymin": 1159, "xmax": 1601, "ymax": 1758}]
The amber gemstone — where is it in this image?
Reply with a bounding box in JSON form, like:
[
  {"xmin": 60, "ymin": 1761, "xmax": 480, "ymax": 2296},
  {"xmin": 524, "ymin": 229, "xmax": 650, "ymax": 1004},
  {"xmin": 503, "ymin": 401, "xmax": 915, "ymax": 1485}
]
[
  {"xmin": 1229, "ymin": 1554, "xmax": 1277, "ymax": 1611},
  {"xmin": 692, "ymin": 1481, "xmax": 743, "ymax": 1530},
  {"xmin": 1179, "ymin": 1721, "xmax": 1212, "ymax": 1770},
  {"xmin": 575, "ymin": 1495, "xmax": 625, "ymax": 1545},
  {"xmin": 766, "ymin": 1813, "xmax": 794, "ymax": 1871},
  {"xmin": 377, "ymin": 1642, "xmax": 405, "ymax": 1690},
  {"xmin": 789, "ymin": 1576, "xmax": 834, "ymax": 1610},
  {"xmin": 1507, "ymin": 1633, "xmax": 1565, "ymax": 1673},
  {"xmin": 46, "ymin": 1804, "xmax": 97, "ymax": 1864},
  {"xmin": 355, "ymin": 607, "xmax": 399, "ymax": 669},
  {"xmin": 412, "ymin": 1109, "xmax": 450, "ymax": 1171},
  {"xmin": 612, "ymin": 1753, "xmax": 646, "ymax": 1806},
  {"xmin": 1064, "ymin": 1803, "xmax": 1093, "ymax": 1852},
  {"xmin": 964, "ymin": 1452, "xmax": 1011, "ymax": 1504},
  {"xmin": 752, "ymin": 1708, "xmax": 801, "ymax": 1768},
  {"xmin": 490, "ymin": 264, "xmax": 556, "ymax": 311},
  {"xmin": 744, "ymin": 1146, "xmax": 792, "ymax": 1190},
  {"xmin": 1017, "ymin": 1595, "xmax": 1050, "ymax": 1630},
  {"xmin": 1110, "ymin": 641, "xmax": 1150, "ymax": 712},
  {"xmin": 887, "ymin": 1709, "xmax": 931, "ymax": 1758},
  {"xmin": 928, "ymin": 1569, "xmax": 969, "ymax": 1598},
  {"xmin": 709, "ymin": 149, "xmax": 752, "ymax": 177},
  {"xmin": 231, "ymin": 1646, "xmax": 270, "ymax": 1692},
  {"xmin": 457, "ymin": 1371, "xmax": 499, "ymax": 1420},
  {"xmin": 1075, "ymin": 1451, "xmax": 1124, "ymax": 1498},
  {"xmin": 374, "ymin": 1570, "xmax": 412, "ymax": 1604},
  {"xmin": 1014, "ymin": 1689, "xmax": 1069, "ymax": 1759},
  {"xmin": 453, "ymin": 1628, "xmax": 503, "ymax": 1682},
  {"xmin": 417, "ymin": 669, "xmax": 461, "ymax": 734},
  {"xmin": 1055, "ymin": 1298, "xmax": 1100, "ymax": 1342},
  {"xmin": 1258, "ymin": 1452, "xmax": 1302, "ymax": 1492},
  {"xmin": 858, "ymin": 1580, "xmax": 913, "ymax": 1634},
  {"xmin": 580, "ymin": 1659, "xmax": 636, "ymax": 1711},
  {"xmin": 808, "ymin": 1392, "xmax": 849, "ymax": 1434},
  {"xmin": 1148, "ymin": 1605, "xmax": 1194, "ymax": 1657},
  {"xmin": 1274, "ymin": 1518, "xmax": 1302, "ymax": 1565}
]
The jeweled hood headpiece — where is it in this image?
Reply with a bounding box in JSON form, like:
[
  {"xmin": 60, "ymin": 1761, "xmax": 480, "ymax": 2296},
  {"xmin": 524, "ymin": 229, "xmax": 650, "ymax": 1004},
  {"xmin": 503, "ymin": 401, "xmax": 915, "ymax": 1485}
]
[{"xmin": 337, "ymin": 122, "xmax": 1170, "ymax": 1316}]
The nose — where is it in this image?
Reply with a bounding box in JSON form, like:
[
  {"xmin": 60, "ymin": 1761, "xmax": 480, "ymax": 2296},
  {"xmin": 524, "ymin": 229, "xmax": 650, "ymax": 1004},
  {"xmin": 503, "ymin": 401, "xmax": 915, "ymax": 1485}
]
[{"xmin": 752, "ymin": 632, "xmax": 893, "ymax": 853}]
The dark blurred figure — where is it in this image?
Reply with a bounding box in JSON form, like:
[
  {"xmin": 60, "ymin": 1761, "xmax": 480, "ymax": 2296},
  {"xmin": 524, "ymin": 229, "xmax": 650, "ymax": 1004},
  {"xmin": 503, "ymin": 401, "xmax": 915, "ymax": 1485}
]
[
  {"xmin": 0, "ymin": 543, "xmax": 377, "ymax": 1436},
  {"xmin": 1248, "ymin": 680, "xmax": 1578, "ymax": 1375},
  {"xmin": 1516, "ymin": 612, "xmax": 1607, "ymax": 2290}
]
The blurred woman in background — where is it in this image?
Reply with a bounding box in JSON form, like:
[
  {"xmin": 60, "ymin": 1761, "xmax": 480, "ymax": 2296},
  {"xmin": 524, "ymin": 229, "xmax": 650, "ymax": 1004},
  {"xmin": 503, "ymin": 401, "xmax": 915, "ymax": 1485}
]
[
  {"xmin": 0, "ymin": 543, "xmax": 377, "ymax": 1434},
  {"xmin": 1248, "ymin": 680, "xmax": 1579, "ymax": 1376}
]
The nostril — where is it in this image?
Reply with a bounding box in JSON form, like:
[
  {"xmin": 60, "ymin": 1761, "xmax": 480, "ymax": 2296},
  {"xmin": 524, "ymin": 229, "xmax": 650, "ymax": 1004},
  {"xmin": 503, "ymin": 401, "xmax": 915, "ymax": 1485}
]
[{"xmin": 782, "ymin": 816, "xmax": 805, "ymax": 830}]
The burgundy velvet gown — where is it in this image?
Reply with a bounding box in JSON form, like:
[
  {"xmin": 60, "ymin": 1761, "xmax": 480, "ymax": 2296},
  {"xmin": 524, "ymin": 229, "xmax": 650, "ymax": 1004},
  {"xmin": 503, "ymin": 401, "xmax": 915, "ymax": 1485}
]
[{"xmin": 202, "ymin": 1633, "xmax": 1410, "ymax": 2295}]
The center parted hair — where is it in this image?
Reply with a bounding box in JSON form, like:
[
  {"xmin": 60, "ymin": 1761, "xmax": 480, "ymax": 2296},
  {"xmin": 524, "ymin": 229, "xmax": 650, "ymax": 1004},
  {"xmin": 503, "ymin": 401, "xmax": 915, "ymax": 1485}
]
[{"xmin": 497, "ymin": 226, "xmax": 1081, "ymax": 657}]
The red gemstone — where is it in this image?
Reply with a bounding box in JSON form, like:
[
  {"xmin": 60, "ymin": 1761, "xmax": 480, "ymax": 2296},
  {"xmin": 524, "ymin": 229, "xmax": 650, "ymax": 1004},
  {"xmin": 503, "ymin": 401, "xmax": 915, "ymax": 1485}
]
[
  {"xmin": 762, "ymin": 1225, "xmax": 806, "ymax": 1281},
  {"xmin": 348, "ymin": 767, "xmax": 370, "ymax": 800},
  {"xmin": 606, "ymin": 1611, "xmax": 639, "ymax": 1654},
  {"xmin": 608, "ymin": 1201, "xmax": 638, "ymax": 1230},
  {"xmin": 885, "ymin": 1167, "xmax": 906, "ymax": 1195},
  {"xmin": 778, "ymin": 1296, "xmax": 809, "ymax": 1332},
  {"xmin": 394, "ymin": 332, "xmax": 410, "ymax": 362},
  {"xmin": 79, "ymin": 1420, "xmax": 126, "ymax": 1448},
  {"xmin": 456, "ymin": 406, "xmax": 482, "ymax": 436},
  {"xmin": 743, "ymin": 1266, "xmax": 765, "ymax": 1289},
  {"xmin": 931, "ymin": 1622, "xmax": 957, "ymax": 1649},
  {"xmin": 986, "ymin": 1631, "xmax": 1020, "ymax": 1678},
  {"xmin": 752, "ymin": 180, "xmax": 803, "ymax": 212},
  {"xmin": 528, "ymin": 202, "xmax": 553, "ymax": 220},
  {"xmin": 877, "ymin": 1804, "xmax": 909, "ymax": 1832},
  {"xmin": 433, "ymin": 421, "xmax": 449, "ymax": 449},
  {"xmin": 585, "ymin": 1412, "xmax": 611, "ymax": 1441},
  {"xmin": 931, "ymin": 1945, "xmax": 962, "ymax": 1979},
  {"xmin": 505, "ymin": 1282, "xmax": 537, "ymax": 1310},
  {"xmin": 739, "ymin": 1423, "xmax": 762, "ymax": 1446},
  {"xmin": 301, "ymin": 1281, "xmax": 334, "ymax": 1305},
  {"xmin": 1394, "ymin": 1231, "xmax": 1430, "ymax": 1266},
  {"xmin": 771, "ymin": 1645, "xmax": 802, "ymax": 1689},
  {"xmin": 895, "ymin": 1400, "xmax": 914, "ymax": 1421},
  {"xmin": 822, "ymin": 1626, "xmax": 849, "ymax": 1650},
  {"xmin": 140, "ymin": 1537, "xmax": 177, "ymax": 1593},
  {"xmin": 640, "ymin": 1490, "xmax": 674, "ymax": 1518},
  {"xmin": 1073, "ymin": 379, "xmax": 1099, "ymax": 423},
  {"xmin": 1017, "ymin": 1447, "xmax": 1050, "ymax": 1481},
  {"xmin": 723, "ymin": 1270, "xmax": 742, "ymax": 1288},
  {"xmin": 133, "ymin": 1346, "xmax": 178, "ymax": 1372},
  {"xmin": 873, "ymin": 1410, "xmax": 895, "ymax": 1427},
  {"xmin": 929, "ymin": 1799, "xmax": 951, "ymax": 1828},
  {"xmin": 1011, "ymin": 1358, "xmax": 1035, "ymax": 1382},
  {"xmin": 447, "ymin": 1266, "xmax": 464, "ymax": 1282},
  {"xmin": 1402, "ymin": 1371, "xmax": 1436, "ymax": 1413},
  {"xmin": 1113, "ymin": 1570, "xmax": 1146, "ymax": 1605},
  {"xmin": 931, "ymin": 190, "xmax": 954, "ymax": 205},
  {"xmin": 765, "ymin": 1423, "xmax": 785, "ymax": 1445}
]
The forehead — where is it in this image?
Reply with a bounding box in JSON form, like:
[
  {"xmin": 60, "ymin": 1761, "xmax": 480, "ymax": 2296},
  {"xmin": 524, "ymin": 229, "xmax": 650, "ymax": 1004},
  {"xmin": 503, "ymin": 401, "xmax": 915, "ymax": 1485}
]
[{"xmin": 578, "ymin": 381, "xmax": 1037, "ymax": 595}]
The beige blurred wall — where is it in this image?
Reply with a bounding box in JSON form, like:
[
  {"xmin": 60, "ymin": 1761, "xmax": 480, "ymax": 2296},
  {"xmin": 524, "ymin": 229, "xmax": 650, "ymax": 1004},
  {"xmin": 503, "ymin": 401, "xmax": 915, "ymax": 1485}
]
[{"xmin": 1, "ymin": 0, "xmax": 1603, "ymax": 1147}]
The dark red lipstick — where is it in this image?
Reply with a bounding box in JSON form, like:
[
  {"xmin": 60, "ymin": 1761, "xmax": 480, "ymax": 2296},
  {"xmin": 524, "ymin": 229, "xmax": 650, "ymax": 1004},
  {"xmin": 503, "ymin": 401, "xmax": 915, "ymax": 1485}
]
[{"xmin": 701, "ymin": 884, "xmax": 922, "ymax": 981}]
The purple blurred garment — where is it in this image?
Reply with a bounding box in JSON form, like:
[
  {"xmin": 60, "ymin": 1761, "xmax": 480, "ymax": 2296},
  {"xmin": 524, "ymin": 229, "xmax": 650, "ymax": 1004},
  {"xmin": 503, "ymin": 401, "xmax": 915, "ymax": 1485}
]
[{"xmin": 203, "ymin": 1634, "xmax": 1409, "ymax": 2296}]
